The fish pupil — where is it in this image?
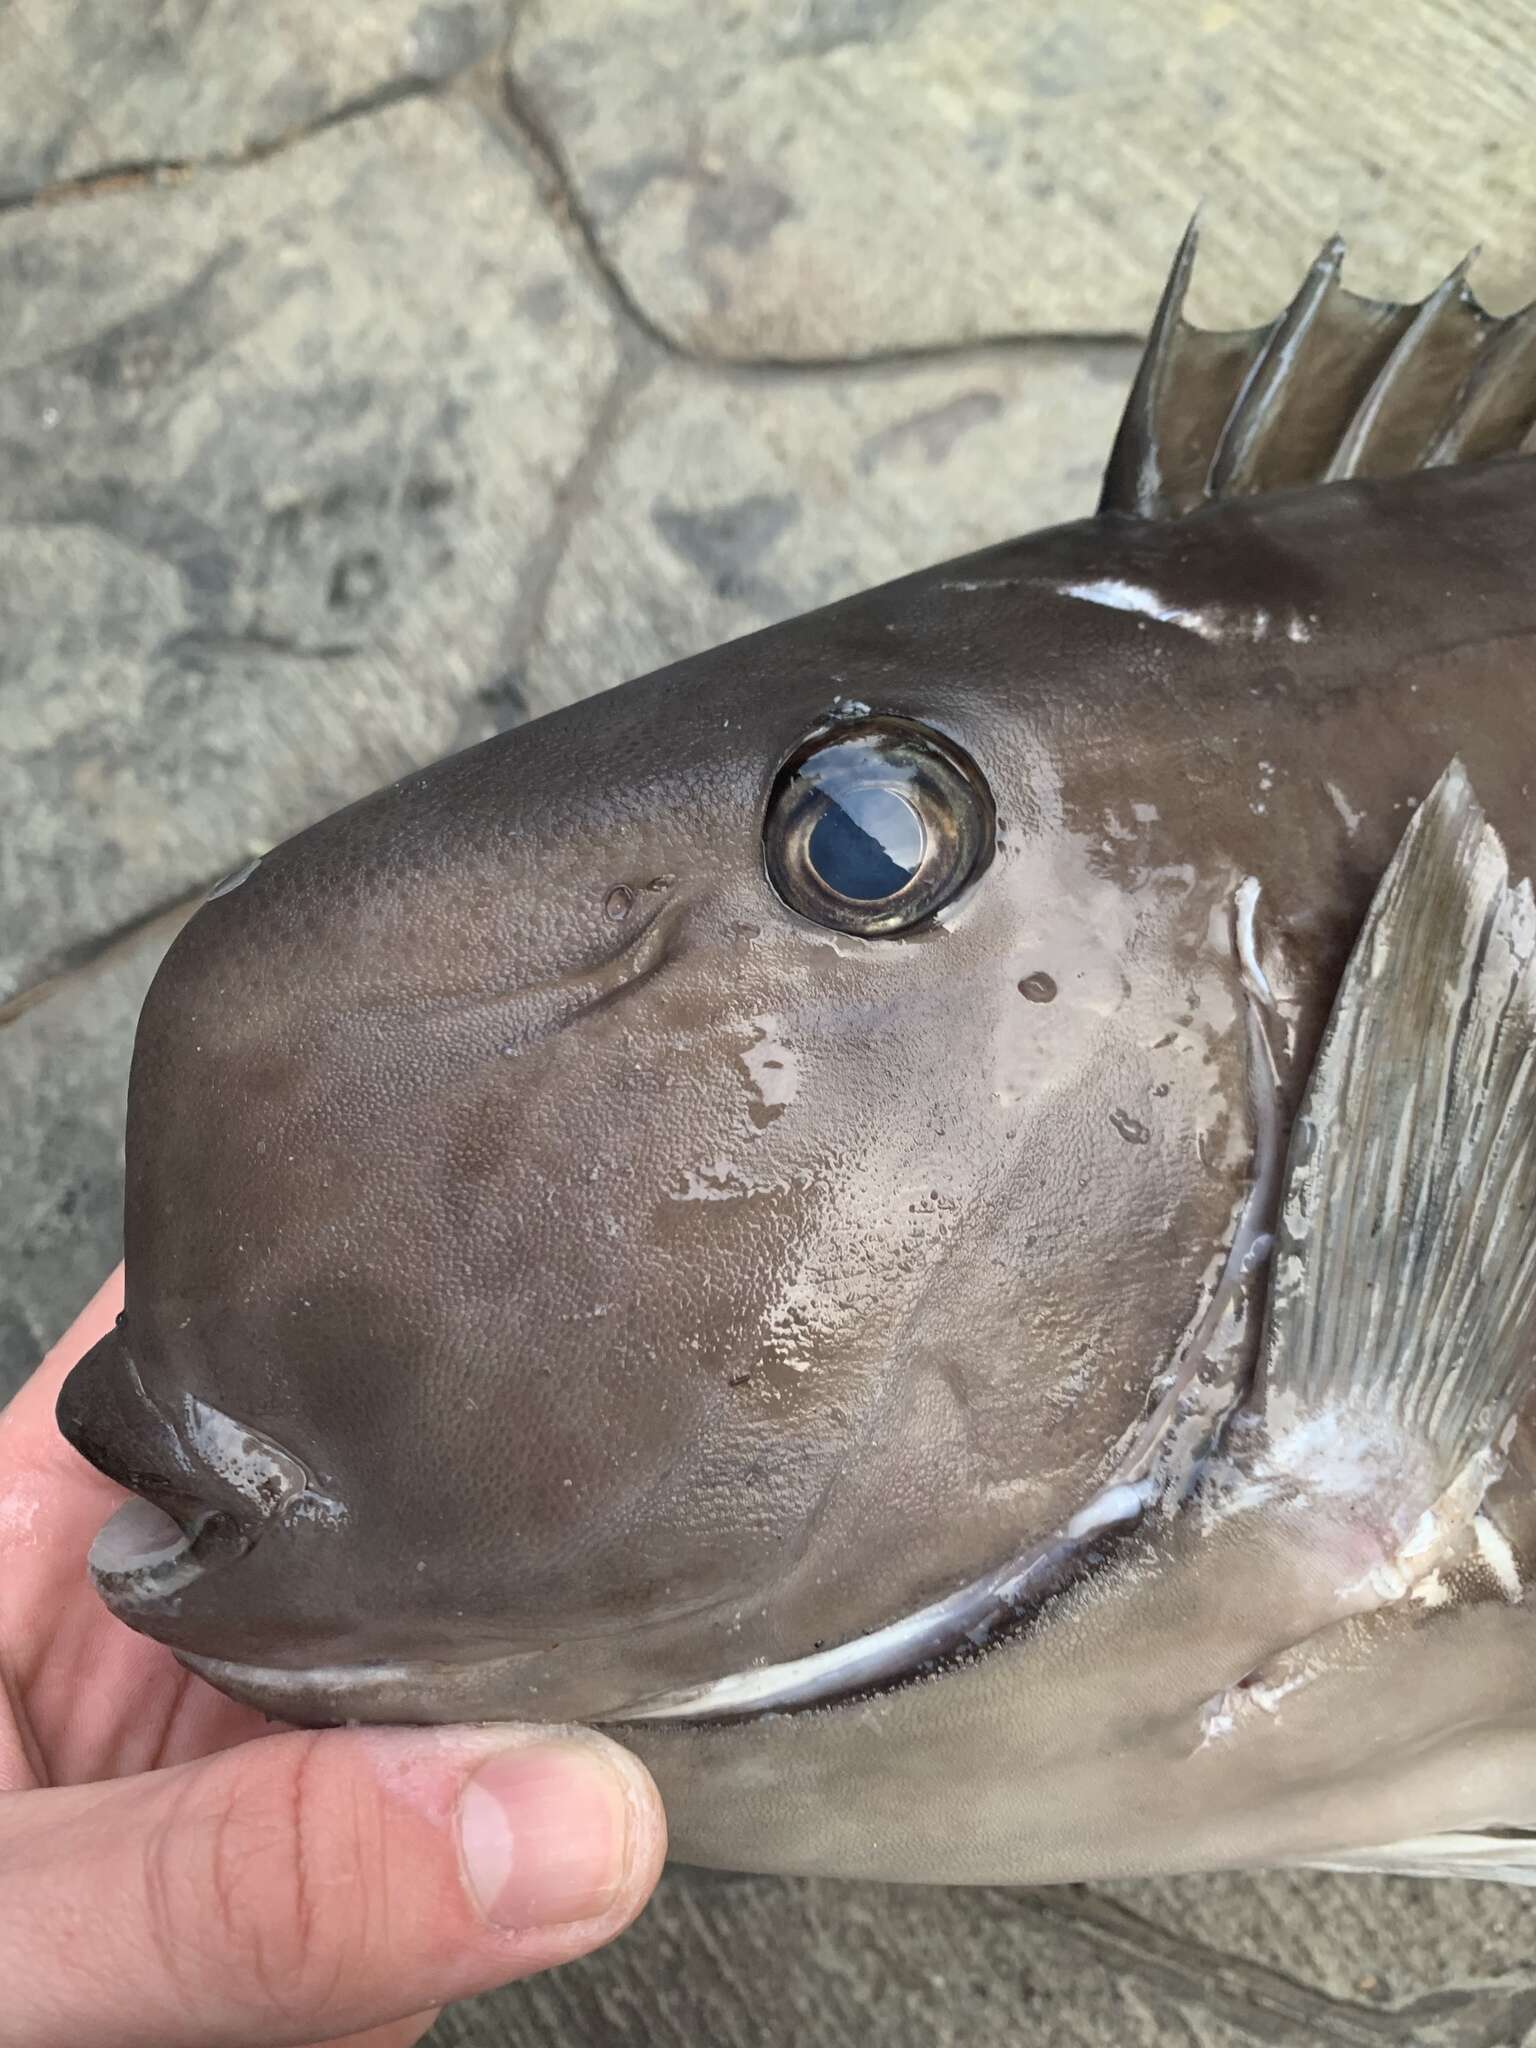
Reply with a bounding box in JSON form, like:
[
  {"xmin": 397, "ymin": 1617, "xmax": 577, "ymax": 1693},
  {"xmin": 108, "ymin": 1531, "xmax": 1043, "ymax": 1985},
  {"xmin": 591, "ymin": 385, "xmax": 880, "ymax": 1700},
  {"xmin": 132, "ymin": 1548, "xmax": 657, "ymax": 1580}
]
[{"xmin": 808, "ymin": 786, "xmax": 925, "ymax": 900}]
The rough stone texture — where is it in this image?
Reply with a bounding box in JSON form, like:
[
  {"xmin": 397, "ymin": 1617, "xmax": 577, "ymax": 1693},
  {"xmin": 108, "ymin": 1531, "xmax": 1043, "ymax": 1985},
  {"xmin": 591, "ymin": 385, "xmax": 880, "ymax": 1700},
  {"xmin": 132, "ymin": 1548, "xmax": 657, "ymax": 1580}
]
[
  {"xmin": 1112, "ymin": 1867, "xmax": 1536, "ymax": 2011},
  {"xmin": 429, "ymin": 1867, "xmax": 1536, "ymax": 2048},
  {"xmin": 510, "ymin": 0, "xmax": 1536, "ymax": 358},
  {"xmin": 0, "ymin": 921, "xmax": 180, "ymax": 1402},
  {"xmin": 4, "ymin": 7, "xmax": 1536, "ymax": 2046},
  {"xmin": 520, "ymin": 342, "xmax": 1137, "ymax": 719},
  {"xmin": 0, "ymin": 0, "xmax": 513, "ymax": 200},
  {"xmin": 0, "ymin": 93, "xmax": 617, "ymax": 1004},
  {"xmin": 430, "ymin": 1871, "xmax": 1261, "ymax": 2048}
]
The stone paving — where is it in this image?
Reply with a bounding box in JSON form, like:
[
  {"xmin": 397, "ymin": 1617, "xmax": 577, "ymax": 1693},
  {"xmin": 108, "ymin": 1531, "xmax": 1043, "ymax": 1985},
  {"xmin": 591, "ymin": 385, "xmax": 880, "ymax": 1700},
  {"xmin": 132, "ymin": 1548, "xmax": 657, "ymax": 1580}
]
[{"xmin": 3, "ymin": 5, "xmax": 1535, "ymax": 2043}]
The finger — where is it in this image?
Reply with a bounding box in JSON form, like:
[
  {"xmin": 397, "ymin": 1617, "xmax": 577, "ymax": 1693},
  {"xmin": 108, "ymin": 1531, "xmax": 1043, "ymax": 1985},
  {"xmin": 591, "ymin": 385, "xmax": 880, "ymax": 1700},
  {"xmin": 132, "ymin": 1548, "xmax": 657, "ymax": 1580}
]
[
  {"xmin": 0, "ymin": 1268, "xmax": 144, "ymax": 1637},
  {"xmin": 1, "ymin": 1263, "xmax": 125, "ymax": 1438},
  {"xmin": 0, "ymin": 1721, "xmax": 665, "ymax": 2048},
  {"xmin": 299, "ymin": 2014, "xmax": 439, "ymax": 2048}
]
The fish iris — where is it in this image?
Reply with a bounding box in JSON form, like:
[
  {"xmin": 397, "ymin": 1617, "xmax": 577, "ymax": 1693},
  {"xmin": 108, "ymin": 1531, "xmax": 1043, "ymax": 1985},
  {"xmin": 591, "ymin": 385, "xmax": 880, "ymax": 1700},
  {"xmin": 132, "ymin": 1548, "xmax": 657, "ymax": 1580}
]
[{"xmin": 762, "ymin": 716, "xmax": 994, "ymax": 935}]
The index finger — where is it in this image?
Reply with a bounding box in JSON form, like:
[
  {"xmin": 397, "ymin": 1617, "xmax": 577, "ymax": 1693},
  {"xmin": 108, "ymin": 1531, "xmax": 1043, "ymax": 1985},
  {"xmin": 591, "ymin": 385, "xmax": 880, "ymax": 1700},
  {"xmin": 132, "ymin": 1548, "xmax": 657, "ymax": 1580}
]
[
  {"xmin": 1, "ymin": 1265, "xmax": 126, "ymax": 1442},
  {"xmin": 0, "ymin": 1267, "xmax": 131, "ymax": 1575}
]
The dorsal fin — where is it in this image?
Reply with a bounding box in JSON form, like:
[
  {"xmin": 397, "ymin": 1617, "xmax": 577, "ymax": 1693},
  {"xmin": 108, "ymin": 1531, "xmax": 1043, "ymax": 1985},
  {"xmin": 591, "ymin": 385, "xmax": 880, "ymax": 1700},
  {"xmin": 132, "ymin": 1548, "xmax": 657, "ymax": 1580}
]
[{"xmin": 1100, "ymin": 220, "xmax": 1536, "ymax": 519}]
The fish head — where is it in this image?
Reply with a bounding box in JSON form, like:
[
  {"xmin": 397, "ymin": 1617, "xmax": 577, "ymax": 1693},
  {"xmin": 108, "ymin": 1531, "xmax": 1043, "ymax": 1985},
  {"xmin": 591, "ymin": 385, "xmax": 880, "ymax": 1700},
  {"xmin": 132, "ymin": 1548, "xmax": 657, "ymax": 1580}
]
[{"xmin": 57, "ymin": 528, "xmax": 1263, "ymax": 1722}]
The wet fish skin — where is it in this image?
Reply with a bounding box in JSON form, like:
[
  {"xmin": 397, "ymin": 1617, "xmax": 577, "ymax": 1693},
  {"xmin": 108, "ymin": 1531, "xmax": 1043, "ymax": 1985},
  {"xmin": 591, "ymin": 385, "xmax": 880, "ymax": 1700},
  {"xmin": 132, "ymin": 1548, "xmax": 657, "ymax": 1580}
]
[
  {"xmin": 626, "ymin": 759, "xmax": 1536, "ymax": 1882},
  {"xmin": 56, "ymin": 455, "xmax": 1536, "ymax": 1724},
  {"xmin": 50, "ymin": 225, "xmax": 1536, "ymax": 1882}
]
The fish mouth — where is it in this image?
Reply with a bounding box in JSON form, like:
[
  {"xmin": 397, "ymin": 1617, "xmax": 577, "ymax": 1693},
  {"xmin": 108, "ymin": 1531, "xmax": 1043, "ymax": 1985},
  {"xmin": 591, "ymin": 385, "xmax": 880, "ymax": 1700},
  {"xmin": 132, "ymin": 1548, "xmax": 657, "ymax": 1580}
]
[
  {"xmin": 78, "ymin": 888, "xmax": 1286, "ymax": 1729},
  {"xmin": 88, "ymin": 1497, "xmax": 250, "ymax": 1609},
  {"xmin": 148, "ymin": 1202, "xmax": 1262, "ymax": 1727},
  {"xmin": 90, "ymin": 872, "xmax": 1285, "ymax": 1728},
  {"xmin": 87, "ymin": 884, "xmax": 1286, "ymax": 1728},
  {"xmin": 58, "ymin": 1322, "xmax": 341, "ymax": 1629},
  {"xmin": 58, "ymin": 1327, "xmax": 258, "ymax": 1615}
]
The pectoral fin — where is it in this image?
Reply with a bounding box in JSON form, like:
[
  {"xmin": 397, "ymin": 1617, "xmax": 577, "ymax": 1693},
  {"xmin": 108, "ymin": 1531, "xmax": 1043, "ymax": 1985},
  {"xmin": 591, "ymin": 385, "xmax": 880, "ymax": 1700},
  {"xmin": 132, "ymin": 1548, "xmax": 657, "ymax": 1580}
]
[{"xmin": 1246, "ymin": 760, "xmax": 1536, "ymax": 1590}]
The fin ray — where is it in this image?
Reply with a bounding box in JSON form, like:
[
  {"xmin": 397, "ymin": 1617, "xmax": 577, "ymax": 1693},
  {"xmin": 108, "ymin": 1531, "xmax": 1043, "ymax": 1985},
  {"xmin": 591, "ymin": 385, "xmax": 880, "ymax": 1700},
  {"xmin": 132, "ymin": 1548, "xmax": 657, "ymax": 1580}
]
[
  {"xmin": 1304, "ymin": 1831, "xmax": 1536, "ymax": 1884},
  {"xmin": 1102, "ymin": 229, "xmax": 1536, "ymax": 519},
  {"xmin": 1324, "ymin": 254, "xmax": 1488, "ymax": 480},
  {"xmin": 1257, "ymin": 763, "xmax": 1536, "ymax": 1489}
]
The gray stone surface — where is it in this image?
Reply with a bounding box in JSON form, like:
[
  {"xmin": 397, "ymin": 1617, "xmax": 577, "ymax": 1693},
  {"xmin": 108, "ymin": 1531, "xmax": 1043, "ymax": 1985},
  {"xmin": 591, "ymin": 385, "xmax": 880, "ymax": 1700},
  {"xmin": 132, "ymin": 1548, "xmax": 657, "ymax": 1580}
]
[
  {"xmin": 0, "ymin": 93, "xmax": 617, "ymax": 1004},
  {"xmin": 521, "ymin": 342, "xmax": 1136, "ymax": 719},
  {"xmin": 0, "ymin": 0, "xmax": 513, "ymax": 199},
  {"xmin": 510, "ymin": 0, "xmax": 1536, "ymax": 358},
  {"xmin": 1114, "ymin": 1866, "xmax": 1536, "ymax": 2010},
  {"xmin": 4, "ymin": 8, "xmax": 1536, "ymax": 2046},
  {"xmin": 429, "ymin": 1866, "xmax": 1536, "ymax": 2048}
]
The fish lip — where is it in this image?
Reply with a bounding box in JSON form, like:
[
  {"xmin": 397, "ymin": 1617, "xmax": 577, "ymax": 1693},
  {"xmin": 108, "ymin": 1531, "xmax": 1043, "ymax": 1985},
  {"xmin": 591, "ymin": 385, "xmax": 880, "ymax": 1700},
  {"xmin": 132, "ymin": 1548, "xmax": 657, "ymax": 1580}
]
[
  {"xmin": 173, "ymin": 1650, "xmax": 426, "ymax": 1719},
  {"xmin": 60, "ymin": 1322, "xmax": 345, "ymax": 1626},
  {"xmin": 88, "ymin": 1498, "xmax": 252, "ymax": 1613}
]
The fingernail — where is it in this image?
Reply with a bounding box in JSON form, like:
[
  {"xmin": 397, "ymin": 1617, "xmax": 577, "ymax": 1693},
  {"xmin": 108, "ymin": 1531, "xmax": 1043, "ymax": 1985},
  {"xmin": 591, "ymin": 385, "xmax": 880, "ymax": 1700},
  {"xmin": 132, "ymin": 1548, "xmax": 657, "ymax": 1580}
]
[{"xmin": 458, "ymin": 1739, "xmax": 633, "ymax": 1930}]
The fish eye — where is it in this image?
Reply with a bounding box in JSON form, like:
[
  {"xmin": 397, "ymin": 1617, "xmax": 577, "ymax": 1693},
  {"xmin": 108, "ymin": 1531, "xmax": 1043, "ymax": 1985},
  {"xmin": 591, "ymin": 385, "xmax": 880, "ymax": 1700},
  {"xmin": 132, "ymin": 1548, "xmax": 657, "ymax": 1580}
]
[{"xmin": 763, "ymin": 717, "xmax": 995, "ymax": 936}]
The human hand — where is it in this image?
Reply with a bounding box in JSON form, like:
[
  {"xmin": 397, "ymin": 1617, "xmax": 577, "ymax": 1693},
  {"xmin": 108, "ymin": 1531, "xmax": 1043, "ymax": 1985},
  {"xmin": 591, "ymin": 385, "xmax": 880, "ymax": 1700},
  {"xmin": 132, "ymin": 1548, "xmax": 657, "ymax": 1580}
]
[{"xmin": 0, "ymin": 1269, "xmax": 667, "ymax": 2048}]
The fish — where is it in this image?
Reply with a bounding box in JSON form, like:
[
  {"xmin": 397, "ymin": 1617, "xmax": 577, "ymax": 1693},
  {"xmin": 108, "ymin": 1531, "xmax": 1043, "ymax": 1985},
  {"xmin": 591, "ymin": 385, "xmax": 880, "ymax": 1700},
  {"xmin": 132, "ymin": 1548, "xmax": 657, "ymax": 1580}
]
[{"xmin": 57, "ymin": 222, "xmax": 1536, "ymax": 1886}]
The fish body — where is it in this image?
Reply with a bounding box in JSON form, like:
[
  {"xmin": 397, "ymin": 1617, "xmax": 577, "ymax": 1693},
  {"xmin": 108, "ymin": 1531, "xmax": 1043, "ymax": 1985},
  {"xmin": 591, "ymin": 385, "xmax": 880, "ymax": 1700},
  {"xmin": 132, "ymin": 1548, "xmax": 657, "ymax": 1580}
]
[{"xmin": 58, "ymin": 232, "xmax": 1536, "ymax": 1884}]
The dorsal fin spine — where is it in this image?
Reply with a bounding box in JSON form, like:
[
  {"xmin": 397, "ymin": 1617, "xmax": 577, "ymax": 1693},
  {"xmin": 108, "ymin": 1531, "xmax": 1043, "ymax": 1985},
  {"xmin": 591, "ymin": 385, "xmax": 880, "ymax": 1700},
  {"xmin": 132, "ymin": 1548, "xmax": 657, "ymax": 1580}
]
[
  {"xmin": 1426, "ymin": 301, "xmax": 1536, "ymax": 467},
  {"xmin": 1101, "ymin": 227, "xmax": 1536, "ymax": 521},
  {"xmin": 1207, "ymin": 237, "xmax": 1346, "ymax": 498},
  {"xmin": 1097, "ymin": 213, "xmax": 1200, "ymax": 519},
  {"xmin": 1324, "ymin": 253, "xmax": 1478, "ymax": 481}
]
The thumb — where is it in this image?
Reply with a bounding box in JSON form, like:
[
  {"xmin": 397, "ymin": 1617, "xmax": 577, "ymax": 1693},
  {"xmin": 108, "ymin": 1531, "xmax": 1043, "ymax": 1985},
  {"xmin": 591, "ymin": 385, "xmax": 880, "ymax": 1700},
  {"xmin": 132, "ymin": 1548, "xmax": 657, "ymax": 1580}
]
[{"xmin": 1, "ymin": 1721, "xmax": 666, "ymax": 2048}]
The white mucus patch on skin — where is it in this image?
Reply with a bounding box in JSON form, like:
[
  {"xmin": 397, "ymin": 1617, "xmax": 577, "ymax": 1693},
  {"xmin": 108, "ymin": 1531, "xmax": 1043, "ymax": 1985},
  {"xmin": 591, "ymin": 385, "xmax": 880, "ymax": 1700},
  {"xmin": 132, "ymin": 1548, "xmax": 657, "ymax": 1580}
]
[
  {"xmin": 1326, "ymin": 782, "xmax": 1364, "ymax": 835},
  {"xmin": 1065, "ymin": 1483, "xmax": 1148, "ymax": 1542},
  {"xmin": 678, "ymin": 1157, "xmax": 753, "ymax": 1202},
  {"xmin": 1250, "ymin": 1407, "xmax": 1507, "ymax": 1614},
  {"xmin": 1474, "ymin": 1513, "xmax": 1523, "ymax": 1602},
  {"xmin": 1233, "ymin": 878, "xmax": 1275, "ymax": 1009},
  {"xmin": 1059, "ymin": 578, "xmax": 1226, "ymax": 640},
  {"xmin": 182, "ymin": 1396, "xmax": 345, "ymax": 1527},
  {"xmin": 740, "ymin": 1015, "xmax": 800, "ymax": 1127},
  {"xmin": 1057, "ymin": 580, "xmax": 1298, "ymax": 645},
  {"xmin": 1197, "ymin": 1666, "xmax": 1313, "ymax": 1747}
]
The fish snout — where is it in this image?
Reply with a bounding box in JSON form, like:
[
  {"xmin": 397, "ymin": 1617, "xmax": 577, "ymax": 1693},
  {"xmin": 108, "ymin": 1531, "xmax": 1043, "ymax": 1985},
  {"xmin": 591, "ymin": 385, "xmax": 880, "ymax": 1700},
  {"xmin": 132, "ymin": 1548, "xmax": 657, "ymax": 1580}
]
[{"xmin": 56, "ymin": 1325, "xmax": 301, "ymax": 1619}]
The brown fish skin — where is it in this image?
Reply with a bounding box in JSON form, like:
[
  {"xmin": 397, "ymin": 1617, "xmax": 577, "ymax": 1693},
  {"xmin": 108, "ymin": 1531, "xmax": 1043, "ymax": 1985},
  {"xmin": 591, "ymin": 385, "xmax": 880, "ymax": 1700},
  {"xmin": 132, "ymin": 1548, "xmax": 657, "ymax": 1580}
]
[
  {"xmin": 55, "ymin": 451, "xmax": 1536, "ymax": 1728},
  {"xmin": 623, "ymin": 1462, "xmax": 1536, "ymax": 1884}
]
